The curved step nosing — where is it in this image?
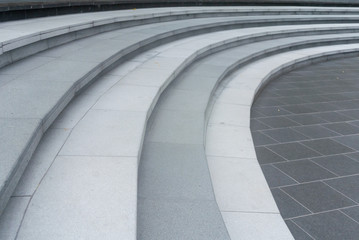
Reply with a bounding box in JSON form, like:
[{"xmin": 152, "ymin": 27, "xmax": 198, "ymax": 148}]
[
  {"xmin": 2, "ymin": 10, "xmax": 359, "ymax": 67},
  {"xmin": 206, "ymin": 45, "xmax": 359, "ymax": 239}
]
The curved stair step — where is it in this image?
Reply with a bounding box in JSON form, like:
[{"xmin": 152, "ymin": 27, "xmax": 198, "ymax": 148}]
[
  {"xmin": 4, "ymin": 12, "xmax": 359, "ymax": 217},
  {"xmin": 206, "ymin": 43, "xmax": 359, "ymax": 239}
]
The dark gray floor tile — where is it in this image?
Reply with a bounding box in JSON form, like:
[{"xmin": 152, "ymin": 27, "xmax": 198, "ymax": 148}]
[
  {"xmin": 274, "ymin": 89, "xmax": 320, "ymax": 97},
  {"xmin": 250, "ymin": 119, "xmax": 271, "ymax": 131},
  {"xmin": 341, "ymin": 206, "xmax": 359, "ymax": 222},
  {"xmin": 313, "ymin": 155, "xmax": 359, "ymax": 176},
  {"xmin": 346, "ymin": 152, "xmax": 359, "ymax": 161},
  {"xmin": 282, "ymin": 182, "xmax": 356, "ymax": 212},
  {"xmin": 292, "ymin": 125, "xmax": 339, "ymax": 139},
  {"xmin": 339, "ymin": 109, "xmax": 359, "ymax": 119},
  {"xmin": 251, "ymin": 131, "xmax": 277, "ymax": 146},
  {"xmin": 312, "ymin": 112, "xmax": 354, "ymax": 122},
  {"xmin": 286, "ymin": 114, "xmax": 328, "ymax": 125},
  {"xmin": 301, "ymin": 95, "xmax": 331, "ymax": 103},
  {"xmin": 257, "ymin": 116, "xmax": 300, "ymax": 128},
  {"xmin": 253, "ymin": 97, "xmax": 283, "ymax": 107},
  {"xmin": 285, "ymin": 220, "xmax": 314, "ymax": 240},
  {"xmin": 333, "ymin": 135, "xmax": 359, "ymax": 151},
  {"xmin": 345, "ymin": 92, "xmax": 359, "ymax": 100},
  {"xmin": 252, "ymin": 106, "xmax": 291, "ymax": 117},
  {"xmin": 261, "ymin": 128, "xmax": 308, "ymax": 143},
  {"xmin": 261, "ymin": 165, "xmax": 297, "ymax": 188},
  {"xmin": 276, "ymin": 96, "xmax": 307, "ymax": 105},
  {"xmin": 268, "ymin": 142, "xmax": 321, "ymax": 161},
  {"xmin": 250, "ymin": 109, "xmax": 266, "ymax": 118},
  {"xmin": 254, "ymin": 147, "xmax": 286, "ymax": 164},
  {"xmin": 269, "ymin": 82, "xmax": 296, "ymax": 90},
  {"xmin": 321, "ymin": 93, "xmax": 351, "ymax": 101},
  {"xmin": 348, "ymin": 120, "xmax": 359, "ymax": 127},
  {"xmin": 304, "ymin": 102, "xmax": 342, "ymax": 112},
  {"xmin": 325, "ymin": 175, "xmax": 359, "ymax": 203},
  {"xmin": 332, "ymin": 100, "xmax": 359, "ymax": 110},
  {"xmin": 138, "ymin": 198, "xmax": 230, "ymax": 240},
  {"xmin": 302, "ymin": 139, "xmax": 355, "ymax": 155},
  {"xmin": 274, "ymin": 160, "xmax": 336, "ymax": 183},
  {"xmin": 293, "ymin": 211, "xmax": 359, "ymax": 240},
  {"xmin": 282, "ymin": 104, "xmax": 318, "ymax": 114},
  {"xmin": 272, "ymin": 188, "xmax": 311, "ymax": 219},
  {"xmin": 323, "ymin": 122, "xmax": 359, "ymax": 135}
]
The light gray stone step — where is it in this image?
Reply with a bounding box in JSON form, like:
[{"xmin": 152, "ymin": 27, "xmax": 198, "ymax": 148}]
[
  {"xmin": 4, "ymin": 12, "xmax": 359, "ymax": 217},
  {"xmin": 137, "ymin": 31, "xmax": 359, "ymax": 239},
  {"xmin": 2, "ymin": 11, "xmax": 359, "ymax": 68},
  {"xmin": 8, "ymin": 24, "xmax": 359, "ymax": 239},
  {"xmin": 206, "ymin": 43, "xmax": 359, "ymax": 239},
  {"xmin": 1, "ymin": 6, "xmax": 359, "ymax": 54}
]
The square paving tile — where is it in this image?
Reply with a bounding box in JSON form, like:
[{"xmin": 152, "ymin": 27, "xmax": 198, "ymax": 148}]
[
  {"xmin": 312, "ymin": 155, "xmax": 359, "ymax": 176},
  {"xmin": 333, "ymin": 135, "xmax": 359, "ymax": 151},
  {"xmin": 321, "ymin": 93, "xmax": 351, "ymax": 101},
  {"xmin": 292, "ymin": 125, "xmax": 339, "ymax": 139},
  {"xmin": 323, "ymin": 122, "xmax": 359, "ymax": 135},
  {"xmin": 261, "ymin": 165, "xmax": 297, "ymax": 188},
  {"xmin": 332, "ymin": 100, "xmax": 359, "ymax": 110},
  {"xmin": 301, "ymin": 95, "xmax": 330, "ymax": 103},
  {"xmin": 251, "ymin": 132, "xmax": 277, "ymax": 146},
  {"xmin": 261, "ymin": 128, "xmax": 308, "ymax": 143},
  {"xmin": 251, "ymin": 109, "xmax": 266, "ymax": 118},
  {"xmin": 341, "ymin": 206, "xmax": 359, "ymax": 222},
  {"xmin": 348, "ymin": 120, "xmax": 359, "ymax": 127},
  {"xmin": 304, "ymin": 102, "xmax": 341, "ymax": 112},
  {"xmin": 312, "ymin": 112, "xmax": 353, "ymax": 122},
  {"xmin": 345, "ymin": 92, "xmax": 359, "ymax": 99},
  {"xmin": 274, "ymin": 160, "xmax": 336, "ymax": 183},
  {"xmin": 271, "ymin": 188, "xmax": 311, "ymax": 219},
  {"xmin": 339, "ymin": 109, "xmax": 359, "ymax": 119},
  {"xmin": 252, "ymin": 107, "xmax": 291, "ymax": 117},
  {"xmin": 250, "ymin": 119, "xmax": 271, "ymax": 131},
  {"xmin": 282, "ymin": 104, "xmax": 318, "ymax": 114},
  {"xmin": 252, "ymin": 98, "xmax": 283, "ymax": 107},
  {"xmin": 285, "ymin": 220, "xmax": 313, "ymax": 240},
  {"xmin": 257, "ymin": 116, "xmax": 299, "ymax": 128},
  {"xmin": 267, "ymin": 142, "xmax": 321, "ymax": 161},
  {"xmin": 282, "ymin": 182, "xmax": 356, "ymax": 212},
  {"xmin": 325, "ymin": 175, "xmax": 359, "ymax": 203},
  {"xmin": 346, "ymin": 152, "xmax": 359, "ymax": 161},
  {"xmin": 286, "ymin": 114, "xmax": 328, "ymax": 125},
  {"xmin": 276, "ymin": 96, "xmax": 307, "ymax": 105},
  {"xmin": 292, "ymin": 211, "xmax": 359, "ymax": 240},
  {"xmin": 301, "ymin": 139, "xmax": 354, "ymax": 155},
  {"xmin": 254, "ymin": 147, "xmax": 286, "ymax": 164}
]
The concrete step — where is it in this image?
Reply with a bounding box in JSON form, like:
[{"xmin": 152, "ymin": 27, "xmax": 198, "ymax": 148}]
[
  {"xmin": 4, "ymin": 26, "xmax": 359, "ymax": 239},
  {"xmin": 3, "ymin": 7, "xmax": 359, "ymax": 239},
  {"xmin": 4, "ymin": 11, "xmax": 359, "ymax": 220},
  {"xmin": 2, "ymin": 6, "xmax": 359, "ymax": 67},
  {"xmin": 206, "ymin": 43, "xmax": 359, "ymax": 240}
]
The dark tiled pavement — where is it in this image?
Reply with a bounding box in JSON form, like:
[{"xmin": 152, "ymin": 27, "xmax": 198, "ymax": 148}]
[{"xmin": 251, "ymin": 57, "xmax": 359, "ymax": 240}]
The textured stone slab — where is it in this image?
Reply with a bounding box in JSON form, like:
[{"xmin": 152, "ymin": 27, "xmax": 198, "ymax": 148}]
[
  {"xmin": 59, "ymin": 110, "xmax": 146, "ymax": 157},
  {"xmin": 17, "ymin": 156, "xmax": 137, "ymax": 240},
  {"xmin": 0, "ymin": 197, "xmax": 30, "ymax": 240},
  {"xmin": 14, "ymin": 128, "xmax": 70, "ymax": 196},
  {"xmin": 222, "ymin": 212, "xmax": 294, "ymax": 240},
  {"xmin": 207, "ymin": 156, "xmax": 279, "ymax": 212}
]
